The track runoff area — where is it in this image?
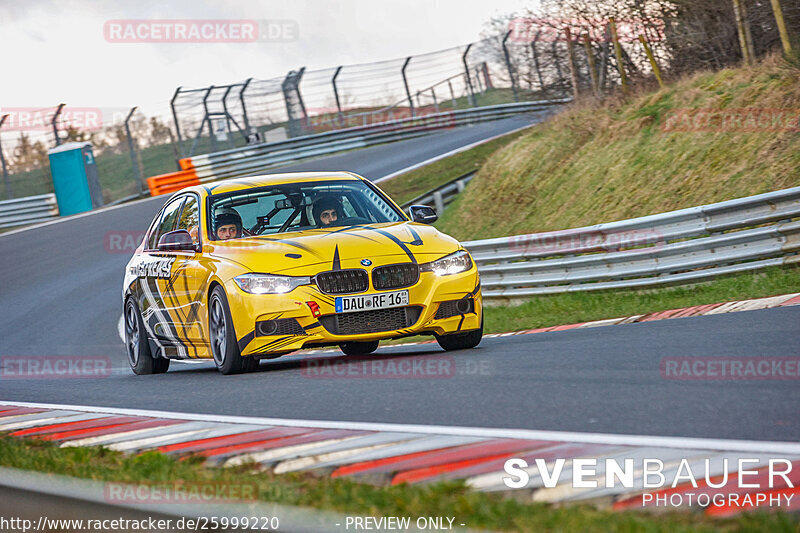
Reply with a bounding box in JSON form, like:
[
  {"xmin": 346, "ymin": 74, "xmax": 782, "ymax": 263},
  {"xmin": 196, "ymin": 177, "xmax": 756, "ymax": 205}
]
[{"xmin": 1, "ymin": 116, "xmax": 799, "ymax": 525}]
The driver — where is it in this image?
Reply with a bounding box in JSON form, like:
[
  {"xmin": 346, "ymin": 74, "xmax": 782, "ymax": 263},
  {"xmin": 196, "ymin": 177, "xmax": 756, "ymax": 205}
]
[
  {"xmin": 312, "ymin": 196, "xmax": 342, "ymax": 228},
  {"xmin": 214, "ymin": 210, "xmax": 242, "ymax": 240}
]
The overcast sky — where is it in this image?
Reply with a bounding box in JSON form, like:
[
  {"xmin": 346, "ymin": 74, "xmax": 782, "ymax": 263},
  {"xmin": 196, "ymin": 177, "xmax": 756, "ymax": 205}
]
[{"xmin": 1, "ymin": 0, "xmax": 532, "ymax": 119}]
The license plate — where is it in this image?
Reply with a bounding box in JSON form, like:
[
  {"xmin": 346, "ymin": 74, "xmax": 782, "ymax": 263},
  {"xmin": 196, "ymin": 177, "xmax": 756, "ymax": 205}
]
[{"xmin": 335, "ymin": 290, "xmax": 409, "ymax": 313}]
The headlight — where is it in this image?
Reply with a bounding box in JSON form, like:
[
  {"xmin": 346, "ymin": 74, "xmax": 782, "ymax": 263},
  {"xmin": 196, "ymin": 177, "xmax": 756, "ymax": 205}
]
[
  {"xmin": 420, "ymin": 250, "xmax": 473, "ymax": 276},
  {"xmin": 234, "ymin": 273, "xmax": 311, "ymax": 294}
]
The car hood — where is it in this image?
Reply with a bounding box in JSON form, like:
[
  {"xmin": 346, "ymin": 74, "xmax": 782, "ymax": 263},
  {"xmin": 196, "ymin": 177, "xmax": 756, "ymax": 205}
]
[{"xmin": 206, "ymin": 221, "xmax": 461, "ymax": 275}]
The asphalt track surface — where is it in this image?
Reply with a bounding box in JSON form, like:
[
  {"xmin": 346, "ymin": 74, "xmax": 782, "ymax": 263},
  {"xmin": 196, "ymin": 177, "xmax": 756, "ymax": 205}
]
[{"xmin": 1, "ymin": 113, "xmax": 798, "ymax": 444}]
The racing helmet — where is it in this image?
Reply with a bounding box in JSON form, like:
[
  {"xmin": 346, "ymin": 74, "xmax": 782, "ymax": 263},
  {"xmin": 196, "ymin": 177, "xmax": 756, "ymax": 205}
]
[
  {"xmin": 213, "ymin": 209, "xmax": 243, "ymax": 237},
  {"xmin": 312, "ymin": 196, "xmax": 343, "ymax": 226}
]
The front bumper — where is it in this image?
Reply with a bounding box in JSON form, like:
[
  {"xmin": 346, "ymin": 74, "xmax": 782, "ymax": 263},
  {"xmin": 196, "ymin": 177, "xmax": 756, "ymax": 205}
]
[{"xmin": 225, "ymin": 267, "xmax": 482, "ymax": 357}]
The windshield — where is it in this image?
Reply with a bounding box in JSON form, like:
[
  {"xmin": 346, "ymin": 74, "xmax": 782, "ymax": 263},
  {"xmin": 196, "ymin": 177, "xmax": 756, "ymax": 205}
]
[{"xmin": 207, "ymin": 180, "xmax": 405, "ymax": 240}]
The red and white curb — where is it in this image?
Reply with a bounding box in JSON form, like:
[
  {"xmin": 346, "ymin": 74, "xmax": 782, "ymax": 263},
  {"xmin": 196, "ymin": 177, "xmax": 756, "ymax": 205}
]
[{"xmin": 1, "ymin": 401, "xmax": 799, "ymax": 517}]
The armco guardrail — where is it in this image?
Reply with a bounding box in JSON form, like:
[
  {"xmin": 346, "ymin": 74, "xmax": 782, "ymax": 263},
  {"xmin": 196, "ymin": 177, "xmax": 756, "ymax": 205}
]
[
  {"xmin": 400, "ymin": 172, "xmax": 475, "ymax": 211},
  {"xmin": 465, "ymin": 186, "xmax": 800, "ymax": 300},
  {"xmin": 146, "ymin": 100, "xmax": 568, "ymax": 196},
  {"xmin": 0, "ymin": 194, "xmax": 59, "ymax": 229}
]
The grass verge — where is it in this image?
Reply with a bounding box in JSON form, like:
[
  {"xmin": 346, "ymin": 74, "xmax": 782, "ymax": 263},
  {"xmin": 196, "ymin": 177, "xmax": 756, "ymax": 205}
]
[
  {"xmin": 377, "ymin": 127, "xmax": 531, "ymax": 206},
  {"xmin": 436, "ymin": 55, "xmax": 800, "ymax": 240},
  {"xmin": 0, "ymin": 436, "xmax": 796, "ymax": 532}
]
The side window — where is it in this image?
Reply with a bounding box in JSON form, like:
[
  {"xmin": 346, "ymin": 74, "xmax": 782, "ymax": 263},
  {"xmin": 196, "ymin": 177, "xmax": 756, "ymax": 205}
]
[
  {"xmin": 176, "ymin": 196, "xmax": 200, "ymax": 244},
  {"xmin": 150, "ymin": 197, "xmax": 184, "ymax": 249}
]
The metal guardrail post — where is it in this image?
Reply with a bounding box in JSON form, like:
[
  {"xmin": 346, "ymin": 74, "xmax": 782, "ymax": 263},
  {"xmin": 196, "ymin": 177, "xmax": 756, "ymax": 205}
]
[
  {"xmin": 401, "ymin": 57, "xmax": 415, "ymax": 118},
  {"xmin": 447, "ymin": 80, "xmax": 456, "ymax": 107},
  {"xmin": 124, "ymin": 107, "xmax": 145, "ymax": 195},
  {"xmin": 502, "ymin": 31, "xmax": 519, "ymax": 102},
  {"xmin": 240, "ymin": 78, "xmax": 253, "ymax": 134},
  {"xmin": 170, "ymin": 86, "xmax": 185, "ymax": 159},
  {"xmin": 433, "ymin": 191, "xmax": 445, "ymax": 213},
  {"xmin": 462, "ymin": 44, "xmax": 476, "ymax": 107},
  {"xmin": 51, "ymin": 103, "xmax": 65, "ymax": 147},
  {"xmin": 0, "ymin": 115, "xmax": 10, "ymax": 199},
  {"xmin": 332, "ymin": 66, "xmax": 344, "ymax": 127}
]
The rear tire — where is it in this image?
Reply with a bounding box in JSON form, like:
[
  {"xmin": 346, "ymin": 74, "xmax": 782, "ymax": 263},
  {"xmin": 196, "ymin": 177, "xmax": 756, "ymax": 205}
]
[
  {"xmin": 209, "ymin": 286, "xmax": 258, "ymax": 375},
  {"xmin": 436, "ymin": 317, "xmax": 483, "ymax": 351},
  {"xmin": 339, "ymin": 341, "xmax": 379, "ymax": 356},
  {"xmin": 124, "ymin": 298, "xmax": 170, "ymax": 375}
]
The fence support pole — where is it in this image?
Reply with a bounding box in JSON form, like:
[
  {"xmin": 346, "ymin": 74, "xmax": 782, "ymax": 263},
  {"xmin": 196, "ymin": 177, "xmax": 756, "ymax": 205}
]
[
  {"xmin": 770, "ymin": 0, "xmax": 793, "ymax": 54},
  {"xmin": 564, "ymin": 27, "xmax": 580, "ymax": 98},
  {"xmin": 462, "ymin": 44, "xmax": 476, "ymax": 107},
  {"xmin": 482, "ymin": 62, "xmax": 492, "ymax": 89},
  {"xmin": 401, "ymin": 57, "xmax": 415, "ymax": 118},
  {"xmin": 51, "ymin": 103, "xmax": 65, "ymax": 147},
  {"xmin": 639, "ymin": 35, "xmax": 664, "ymax": 88},
  {"xmin": 239, "ymin": 78, "xmax": 253, "ymax": 134},
  {"xmin": 447, "ymin": 79, "xmax": 456, "ymax": 107},
  {"xmin": 530, "ymin": 31, "xmax": 545, "ymax": 93},
  {"xmin": 0, "ymin": 114, "xmax": 11, "ymax": 199},
  {"xmin": 732, "ymin": 0, "xmax": 755, "ymax": 65},
  {"xmin": 583, "ymin": 33, "xmax": 600, "ymax": 97},
  {"xmin": 430, "ymin": 87, "xmax": 439, "ymax": 113},
  {"xmin": 502, "ymin": 31, "xmax": 519, "ymax": 102},
  {"xmin": 124, "ymin": 107, "xmax": 145, "ymax": 196},
  {"xmin": 332, "ymin": 66, "xmax": 344, "ymax": 127},
  {"xmin": 609, "ymin": 18, "xmax": 629, "ymax": 94},
  {"xmin": 170, "ymin": 87, "xmax": 185, "ymax": 159}
]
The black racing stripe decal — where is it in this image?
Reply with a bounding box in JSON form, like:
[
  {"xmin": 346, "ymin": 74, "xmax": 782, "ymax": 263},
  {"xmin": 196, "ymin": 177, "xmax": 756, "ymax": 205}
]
[
  {"xmin": 208, "ymin": 180, "xmax": 258, "ymax": 193},
  {"xmin": 303, "ymin": 321, "xmax": 322, "ymax": 331},
  {"xmin": 367, "ymin": 227, "xmax": 418, "ymax": 264},
  {"xmin": 406, "ymin": 226, "xmax": 423, "ymax": 246},
  {"xmin": 163, "ymin": 261, "xmax": 198, "ymax": 357},
  {"xmin": 237, "ymin": 330, "xmax": 256, "ymax": 353},
  {"xmin": 332, "ymin": 245, "xmax": 341, "ymax": 270},
  {"xmin": 146, "ymin": 275, "xmax": 190, "ymax": 357},
  {"xmin": 457, "ymin": 315, "xmax": 465, "ymax": 331},
  {"xmin": 471, "ymin": 281, "xmax": 481, "ymax": 296},
  {"xmin": 252, "ymin": 237, "xmax": 326, "ymax": 260},
  {"xmin": 249, "ymin": 336, "xmax": 298, "ymax": 354}
]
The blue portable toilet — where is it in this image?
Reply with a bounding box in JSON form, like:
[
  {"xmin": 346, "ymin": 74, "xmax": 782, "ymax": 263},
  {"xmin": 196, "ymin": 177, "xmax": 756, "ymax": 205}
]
[{"xmin": 48, "ymin": 142, "xmax": 104, "ymax": 216}]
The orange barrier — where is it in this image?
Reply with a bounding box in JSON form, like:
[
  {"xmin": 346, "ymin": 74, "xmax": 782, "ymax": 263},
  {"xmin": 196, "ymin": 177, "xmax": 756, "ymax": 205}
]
[{"xmin": 146, "ymin": 169, "xmax": 200, "ymax": 196}]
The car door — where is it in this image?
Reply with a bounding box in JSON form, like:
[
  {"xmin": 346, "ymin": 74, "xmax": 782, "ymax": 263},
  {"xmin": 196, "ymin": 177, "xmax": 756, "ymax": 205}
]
[
  {"xmin": 166, "ymin": 194, "xmax": 211, "ymax": 351},
  {"xmin": 137, "ymin": 195, "xmax": 196, "ymax": 358}
]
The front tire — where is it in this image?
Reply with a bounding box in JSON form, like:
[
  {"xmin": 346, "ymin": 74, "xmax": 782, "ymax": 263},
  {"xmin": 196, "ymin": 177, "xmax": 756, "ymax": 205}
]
[
  {"xmin": 339, "ymin": 341, "xmax": 379, "ymax": 356},
  {"xmin": 124, "ymin": 298, "xmax": 170, "ymax": 375},
  {"xmin": 209, "ymin": 286, "xmax": 258, "ymax": 375},
  {"xmin": 436, "ymin": 317, "xmax": 483, "ymax": 351}
]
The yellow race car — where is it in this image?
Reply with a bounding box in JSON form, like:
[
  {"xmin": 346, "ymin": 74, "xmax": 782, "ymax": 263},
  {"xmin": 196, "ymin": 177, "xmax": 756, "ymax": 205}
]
[{"xmin": 122, "ymin": 172, "xmax": 482, "ymax": 375}]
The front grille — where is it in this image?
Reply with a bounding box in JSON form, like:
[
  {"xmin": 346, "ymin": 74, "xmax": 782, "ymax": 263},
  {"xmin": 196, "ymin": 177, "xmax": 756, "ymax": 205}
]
[
  {"xmin": 434, "ymin": 298, "xmax": 474, "ymax": 319},
  {"xmin": 256, "ymin": 318, "xmax": 306, "ymax": 336},
  {"xmin": 315, "ymin": 269, "xmax": 368, "ymax": 294},
  {"xmin": 320, "ymin": 306, "xmax": 422, "ymax": 335},
  {"xmin": 372, "ymin": 263, "xmax": 419, "ymax": 290}
]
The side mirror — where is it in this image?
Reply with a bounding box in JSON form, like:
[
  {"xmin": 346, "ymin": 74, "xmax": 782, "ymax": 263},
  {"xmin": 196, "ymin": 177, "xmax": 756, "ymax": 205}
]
[
  {"xmin": 408, "ymin": 205, "xmax": 438, "ymax": 224},
  {"xmin": 158, "ymin": 229, "xmax": 197, "ymax": 252}
]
